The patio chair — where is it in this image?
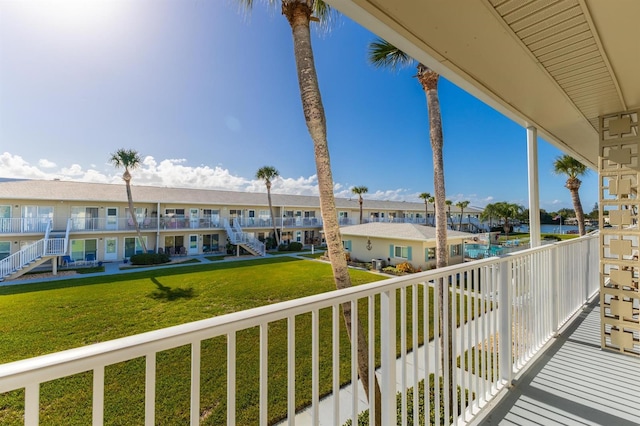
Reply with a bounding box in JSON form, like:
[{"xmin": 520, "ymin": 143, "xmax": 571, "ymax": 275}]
[
  {"xmin": 158, "ymin": 247, "xmax": 164, "ymax": 254},
  {"xmin": 61, "ymin": 255, "xmax": 75, "ymax": 268},
  {"xmin": 85, "ymin": 254, "xmax": 96, "ymax": 266},
  {"xmin": 179, "ymin": 246, "xmax": 187, "ymax": 256}
]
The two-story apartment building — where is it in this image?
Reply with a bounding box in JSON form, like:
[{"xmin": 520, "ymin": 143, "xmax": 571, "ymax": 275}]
[{"xmin": 0, "ymin": 179, "xmax": 483, "ymax": 265}]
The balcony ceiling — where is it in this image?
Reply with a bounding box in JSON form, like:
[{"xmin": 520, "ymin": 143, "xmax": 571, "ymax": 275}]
[{"xmin": 329, "ymin": 0, "xmax": 640, "ymax": 168}]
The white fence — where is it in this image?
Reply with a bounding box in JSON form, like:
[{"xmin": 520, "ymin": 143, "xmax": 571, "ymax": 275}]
[{"xmin": 0, "ymin": 234, "xmax": 599, "ymax": 425}]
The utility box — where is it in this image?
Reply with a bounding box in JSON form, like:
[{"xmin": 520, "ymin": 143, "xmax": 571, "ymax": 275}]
[{"xmin": 372, "ymin": 259, "xmax": 386, "ymax": 270}]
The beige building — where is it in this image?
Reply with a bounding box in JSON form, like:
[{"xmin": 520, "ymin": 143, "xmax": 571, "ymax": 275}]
[
  {"xmin": 340, "ymin": 222, "xmax": 474, "ymax": 271},
  {"xmin": 0, "ymin": 179, "xmax": 483, "ymax": 279}
]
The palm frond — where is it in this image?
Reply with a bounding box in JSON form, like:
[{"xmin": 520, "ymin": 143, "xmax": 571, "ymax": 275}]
[
  {"xmin": 553, "ymin": 155, "xmax": 588, "ymax": 179},
  {"xmin": 312, "ymin": 0, "xmax": 338, "ymax": 34},
  {"xmin": 368, "ymin": 38, "xmax": 414, "ymax": 71}
]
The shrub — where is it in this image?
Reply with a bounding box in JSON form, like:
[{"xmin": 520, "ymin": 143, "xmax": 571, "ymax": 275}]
[
  {"xmin": 382, "ymin": 266, "xmax": 399, "ymax": 274},
  {"xmin": 277, "ymin": 242, "xmax": 304, "ymax": 252},
  {"xmin": 343, "ymin": 374, "xmax": 470, "ymax": 425},
  {"xmin": 396, "ymin": 261, "xmax": 415, "ymax": 273},
  {"xmin": 130, "ymin": 253, "xmax": 171, "ymax": 265},
  {"xmin": 288, "ymin": 242, "xmax": 303, "ymax": 251}
]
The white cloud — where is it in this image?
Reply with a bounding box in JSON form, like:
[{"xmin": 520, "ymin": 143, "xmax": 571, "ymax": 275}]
[
  {"xmin": 38, "ymin": 159, "xmax": 57, "ymax": 168},
  {"xmin": 1, "ymin": 151, "xmax": 487, "ymax": 205},
  {"xmin": 0, "ymin": 152, "xmax": 53, "ymax": 180}
]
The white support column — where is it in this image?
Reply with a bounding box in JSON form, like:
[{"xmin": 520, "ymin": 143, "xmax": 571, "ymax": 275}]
[{"xmin": 527, "ymin": 126, "xmax": 541, "ymax": 248}]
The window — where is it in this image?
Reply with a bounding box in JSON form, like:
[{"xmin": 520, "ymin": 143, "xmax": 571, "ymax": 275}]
[
  {"xmin": 450, "ymin": 244, "xmax": 462, "ymax": 257},
  {"xmin": 125, "ymin": 236, "xmax": 148, "ymax": 257},
  {"xmin": 0, "ymin": 241, "xmax": 10, "ymax": 260},
  {"xmin": 165, "ymin": 208, "xmax": 185, "ymax": 217},
  {"xmin": 203, "ymin": 234, "xmax": 219, "ymax": 252},
  {"xmin": 342, "ymin": 240, "xmax": 352, "ymax": 251},
  {"xmin": 70, "ymin": 239, "xmax": 97, "ymax": 261},
  {"xmin": 395, "ymin": 246, "xmax": 409, "ymax": 258},
  {"xmin": 426, "ymin": 247, "xmax": 436, "ymax": 260},
  {"xmin": 391, "ymin": 244, "xmax": 412, "ymax": 260}
]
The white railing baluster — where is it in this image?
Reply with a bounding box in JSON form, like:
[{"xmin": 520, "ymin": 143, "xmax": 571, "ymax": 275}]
[
  {"xmin": 368, "ymin": 295, "xmax": 376, "ymax": 426},
  {"xmin": 423, "ymin": 281, "xmax": 431, "ymax": 423},
  {"xmin": 228, "ymin": 332, "xmax": 236, "ymax": 426},
  {"xmin": 350, "ymin": 300, "xmax": 358, "ymax": 426},
  {"xmin": 311, "ymin": 310, "xmax": 319, "ymax": 426},
  {"xmin": 444, "ymin": 274, "xmax": 451, "ymax": 425},
  {"xmin": 145, "ymin": 353, "xmax": 156, "ymax": 426},
  {"xmin": 190, "ymin": 342, "xmax": 201, "ymax": 426},
  {"xmin": 332, "ymin": 305, "xmax": 340, "ymax": 426},
  {"xmin": 452, "ymin": 271, "xmax": 459, "ymax": 425},
  {"xmin": 434, "ymin": 278, "xmax": 441, "ymax": 426},
  {"xmin": 380, "ymin": 288, "xmax": 396, "ymax": 426},
  {"xmin": 411, "ymin": 283, "xmax": 418, "ymax": 426},
  {"xmin": 93, "ymin": 367, "xmax": 105, "ymax": 425},
  {"xmin": 25, "ymin": 383, "xmax": 39, "ymax": 426},
  {"xmin": 400, "ymin": 286, "xmax": 407, "ymax": 426},
  {"xmin": 260, "ymin": 323, "xmax": 268, "ymax": 426},
  {"xmin": 287, "ymin": 316, "xmax": 295, "ymax": 426}
]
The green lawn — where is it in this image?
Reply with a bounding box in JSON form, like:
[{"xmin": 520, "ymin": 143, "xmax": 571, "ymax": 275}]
[{"xmin": 0, "ymin": 257, "xmax": 482, "ymax": 425}]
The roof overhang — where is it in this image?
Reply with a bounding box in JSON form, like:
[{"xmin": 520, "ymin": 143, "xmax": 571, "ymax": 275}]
[{"xmin": 327, "ymin": 0, "xmax": 640, "ymax": 169}]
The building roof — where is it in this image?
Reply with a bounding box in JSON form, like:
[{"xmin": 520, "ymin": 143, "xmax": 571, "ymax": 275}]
[
  {"xmin": 0, "ymin": 179, "xmax": 483, "ymax": 213},
  {"xmin": 340, "ymin": 222, "xmax": 474, "ymax": 241}
]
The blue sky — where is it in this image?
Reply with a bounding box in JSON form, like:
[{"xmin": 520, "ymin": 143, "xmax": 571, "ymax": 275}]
[{"xmin": 0, "ymin": 0, "xmax": 598, "ymax": 212}]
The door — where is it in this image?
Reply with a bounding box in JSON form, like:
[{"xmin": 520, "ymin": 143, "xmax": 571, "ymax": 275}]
[
  {"xmin": 106, "ymin": 207, "xmax": 118, "ymax": 230},
  {"xmin": 188, "ymin": 234, "xmax": 198, "ymax": 255},
  {"xmin": 0, "ymin": 205, "xmax": 10, "ymax": 232},
  {"xmin": 86, "ymin": 207, "xmax": 99, "ymax": 230},
  {"xmin": 189, "ymin": 208, "xmax": 199, "ymax": 229},
  {"xmin": 105, "ymin": 238, "xmax": 118, "ymax": 261}
]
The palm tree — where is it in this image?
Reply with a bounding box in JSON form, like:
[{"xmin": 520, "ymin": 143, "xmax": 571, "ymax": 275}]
[
  {"xmin": 369, "ymin": 38, "xmax": 451, "ymax": 406},
  {"xmin": 368, "ymin": 38, "xmax": 448, "ymax": 269},
  {"xmin": 553, "ymin": 155, "xmax": 588, "ymax": 236},
  {"xmin": 445, "ymin": 199, "xmax": 453, "ymax": 228},
  {"xmin": 428, "ymin": 196, "xmax": 435, "ymax": 226},
  {"xmin": 238, "ymin": 1, "xmax": 380, "ymax": 417},
  {"xmin": 419, "ymin": 192, "xmax": 431, "ymax": 225},
  {"xmin": 480, "ymin": 202, "xmax": 498, "ymax": 230},
  {"xmin": 456, "ymin": 200, "xmax": 470, "ymax": 231},
  {"xmin": 109, "ymin": 148, "xmax": 147, "ymax": 253},
  {"xmin": 256, "ymin": 166, "xmax": 280, "ymax": 246},
  {"xmin": 492, "ymin": 202, "xmax": 524, "ymax": 238},
  {"xmin": 351, "ymin": 185, "xmax": 368, "ymax": 224}
]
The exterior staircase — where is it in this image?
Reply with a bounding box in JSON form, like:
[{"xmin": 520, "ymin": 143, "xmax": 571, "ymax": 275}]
[
  {"xmin": 0, "ymin": 220, "xmax": 70, "ymax": 282},
  {"xmin": 224, "ymin": 219, "xmax": 266, "ymax": 257}
]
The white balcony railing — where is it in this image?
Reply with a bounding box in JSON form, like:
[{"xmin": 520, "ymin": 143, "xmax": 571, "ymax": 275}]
[{"xmin": 0, "ymin": 234, "xmax": 599, "ymax": 425}]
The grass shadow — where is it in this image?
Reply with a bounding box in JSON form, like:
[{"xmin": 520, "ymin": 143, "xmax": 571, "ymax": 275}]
[{"xmin": 148, "ymin": 277, "xmax": 195, "ymax": 301}]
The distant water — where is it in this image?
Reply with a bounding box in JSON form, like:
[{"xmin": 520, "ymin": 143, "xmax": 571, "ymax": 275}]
[{"xmin": 514, "ymin": 224, "xmax": 593, "ymax": 234}]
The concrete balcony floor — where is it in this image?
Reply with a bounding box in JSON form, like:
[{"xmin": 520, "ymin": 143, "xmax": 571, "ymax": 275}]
[{"xmin": 479, "ymin": 300, "xmax": 640, "ymax": 426}]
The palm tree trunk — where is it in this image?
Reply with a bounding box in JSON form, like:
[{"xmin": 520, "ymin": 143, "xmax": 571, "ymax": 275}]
[
  {"xmin": 284, "ymin": 3, "xmax": 381, "ymax": 423},
  {"xmin": 420, "ymin": 69, "xmax": 453, "ymax": 406},
  {"xmin": 570, "ymin": 188, "xmax": 586, "ymax": 236},
  {"xmin": 359, "ymin": 198, "xmax": 363, "ymax": 224},
  {"xmin": 267, "ymin": 185, "xmax": 280, "ymax": 246},
  {"xmin": 125, "ymin": 179, "xmax": 147, "ymax": 253}
]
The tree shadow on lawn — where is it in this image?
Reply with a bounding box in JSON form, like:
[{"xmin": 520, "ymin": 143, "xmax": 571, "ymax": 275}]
[
  {"xmin": 0, "ymin": 257, "xmax": 302, "ymax": 296},
  {"xmin": 148, "ymin": 277, "xmax": 194, "ymax": 301}
]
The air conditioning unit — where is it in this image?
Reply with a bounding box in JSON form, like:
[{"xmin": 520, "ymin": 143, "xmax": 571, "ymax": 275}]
[{"xmin": 372, "ymin": 259, "xmax": 386, "ymax": 270}]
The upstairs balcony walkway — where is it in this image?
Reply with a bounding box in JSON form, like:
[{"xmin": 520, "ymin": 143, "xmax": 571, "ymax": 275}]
[{"xmin": 478, "ymin": 299, "xmax": 640, "ymax": 426}]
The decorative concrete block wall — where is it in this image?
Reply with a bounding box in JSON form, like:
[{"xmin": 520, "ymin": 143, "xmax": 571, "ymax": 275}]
[{"xmin": 599, "ymin": 110, "xmax": 640, "ymax": 356}]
